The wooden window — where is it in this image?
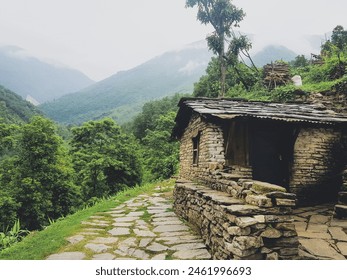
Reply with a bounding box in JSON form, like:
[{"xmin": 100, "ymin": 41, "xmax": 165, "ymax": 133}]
[
  {"xmin": 225, "ymin": 121, "xmax": 249, "ymax": 166},
  {"xmin": 192, "ymin": 132, "xmax": 200, "ymax": 166}
]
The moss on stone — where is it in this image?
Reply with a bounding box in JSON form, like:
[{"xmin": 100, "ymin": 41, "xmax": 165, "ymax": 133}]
[{"xmin": 251, "ymin": 181, "xmax": 286, "ymax": 194}]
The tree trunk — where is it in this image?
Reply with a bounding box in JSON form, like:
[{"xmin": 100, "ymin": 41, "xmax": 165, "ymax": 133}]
[{"xmin": 219, "ymin": 35, "xmax": 226, "ymax": 98}]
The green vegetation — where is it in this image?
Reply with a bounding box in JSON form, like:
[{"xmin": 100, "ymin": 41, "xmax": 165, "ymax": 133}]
[
  {"xmin": 70, "ymin": 118, "xmax": 142, "ymax": 200},
  {"xmin": 186, "ymin": 0, "xmax": 246, "ymax": 96},
  {"xmin": 0, "ymin": 116, "xmax": 81, "ymax": 230},
  {"xmin": 0, "ymin": 85, "xmax": 41, "ymax": 124},
  {"xmin": 0, "ymin": 220, "xmax": 29, "ymax": 251},
  {"xmin": 191, "ymin": 22, "xmax": 347, "ymax": 103},
  {"xmin": 0, "ymin": 86, "xmax": 180, "ymax": 252},
  {"xmin": 0, "ymin": 116, "xmax": 143, "ymax": 233},
  {"xmin": 126, "ymin": 94, "xmax": 182, "ymax": 182}
]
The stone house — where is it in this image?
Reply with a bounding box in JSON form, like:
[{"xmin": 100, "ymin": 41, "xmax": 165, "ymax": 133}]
[
  {"xmin": 173, "ymin": 97, "xmax": 347, "ymax": 205},
  {"xmin": 172, "ymin": 97, "xmax": 347, "ymax": 259}
]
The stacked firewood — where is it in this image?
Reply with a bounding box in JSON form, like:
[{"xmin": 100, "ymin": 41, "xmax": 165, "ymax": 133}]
[{"xmin": 263, "ymin": 62, "xmax": 291, "ymax": 89}]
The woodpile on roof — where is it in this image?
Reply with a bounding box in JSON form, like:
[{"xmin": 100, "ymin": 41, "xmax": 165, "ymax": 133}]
[{"xmin": 263, "ymin": 62, "xmax": 291, "ymax": 89}]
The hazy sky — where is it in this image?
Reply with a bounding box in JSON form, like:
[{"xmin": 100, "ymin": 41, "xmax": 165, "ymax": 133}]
[{"xmin": 0, "ymin": 0, "xmax": 346, "ymax": 81}]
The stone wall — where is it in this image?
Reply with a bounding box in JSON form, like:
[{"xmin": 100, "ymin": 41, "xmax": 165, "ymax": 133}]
[
  {"xmin": 179, "ymin": 114, "xmax": 253, "ymax": 182},
  {"xmin": 290, "ymin": 127, "xmax": 344, "ymax": 204},
  {"xmin": 174, "ymin": 179, "xmax": 298, "ymax": 260},
  {"xmin": 179, "ymin": 114, "xmax": 226, "ymax": 180}
]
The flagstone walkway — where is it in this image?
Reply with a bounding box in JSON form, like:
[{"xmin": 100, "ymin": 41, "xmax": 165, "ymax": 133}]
[
  {"xmin": 46, "ymin": 186, "xmax": 211, "ymax": 260},
  {"xmin": 46, "ymin": 184, "xmax": 347, "ymax": 260},
  {"xmin": 293, "ymin": 204, "xmax": 347, "ymax": 260}
]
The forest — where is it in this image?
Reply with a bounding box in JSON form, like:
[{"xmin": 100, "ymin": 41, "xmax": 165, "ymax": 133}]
[{"xmin": 1, "ymin": 0, "xmax": 347, "ymax": 253}]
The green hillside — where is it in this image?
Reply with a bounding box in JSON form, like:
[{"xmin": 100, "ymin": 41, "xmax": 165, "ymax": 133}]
[
  {"xmin": 0, "ymin": 85, "xmax": 41, "ymax": 123},
  {"xmin": 40, "ymin": 43, "xmax": 212, "ymax": 124}
]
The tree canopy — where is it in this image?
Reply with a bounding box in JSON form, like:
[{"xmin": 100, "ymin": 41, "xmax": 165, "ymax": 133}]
[
  {"xmin": 186, "ymin": 0, "xmax": 245, "ymax": 96},
  {"xmin": 70, "ymin": 118, "xmax": 142, "ymax": 200}
]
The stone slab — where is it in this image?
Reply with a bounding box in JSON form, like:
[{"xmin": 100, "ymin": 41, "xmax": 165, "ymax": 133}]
[
  {"xmin": 120, "ymin": 237, "xmax": 137, "ymax": 247},
  {"xmin": 85, "ymin": 243, "xmax": 110, "ymax": 253},
  {"xmin": 328, "ymin": 227, "xmax": 347, "ymax": 241},
  {"xmin": 296, "ymin": 230, "xmax": 331, "ymax": 240},
  {"xmin": 91, "ymin": 237, "xmax": 119, "ymax": 244},
  {"xmin": 92, "ymin": 253, "xmax": 115, "ymax": 260},
  {"xmin": 306, "ymin": 223, "xmax": 328, "ymax": 233},
  {"xmin": 133, "ymin": 229, "xmax": 156, "ymax": 237},
  {"xmin": 153, "ymin": 225, "xmax": 190, "ymax": 233},
  {"xmin": 131, "ymin": 249, "xmax": 149, "ymax": 260},
  {"xmin": 159, "ymin": 231, "xmax": 188, "ymax": 237},
  {"xmin": 152, "ymin": 220, "xmax": 183, "ymax": 226},
  {"xmin": 336, "ymin": 242, "xmax": 347, "ymax": 256},
  {"xmin": 139, "ymin": 238, "xmax": 153, "ymax": 248},
  {"xmin": 299, "ymin": 239, "xmax": 346, "ymax": 260},
  {"xmin": 151, "ymin": 253, "xmax": 167, "ymax": 260},
  {"xmin": 309, "ymin": 214, "xmax": 330, "ymax": 224},
  {"xmin": 112, "ymin": 222, "xmax": 134, "ymax": 227},
  {"xmin": 108, "ymin": 228, "xmax": 130, "ymax": 236},
  {"xmin": 152, "ymin": 217, "xmax": 181, "ymax": 223},
  {"xmin": 173, "ymin": 249, "xmax": 211, "ymax": 260},
  {"xmin": 66, "ymin": 235, "xmax": 85, "ymax": 245},
  {"xmin": 330, "ymin": 219, "xmax": 347, "ymax": 228},
  {"xmin": 170, "ymin": 243, "xmax": 206, "ymax": 251},
  {"xmin": 46, "ymin": 252, "xmax": 86, "ymax": 260},
  {"xmin": 81, "ymin": 221, "xmax": 109, "ymax": 227},
  {"xmin": 126, "ymin": 211, "xmax": 144, "ymax": 217},
  {"xmin": 152, "ymin": 212, "xmax": 177, "ymax": 218},
  {"xmin": 114, "ymin": 216, "xmax": 138, "ymax": 222},
  {"xmin": 147, "ymin": 242, "xmax": 169, "ymax": 252}
]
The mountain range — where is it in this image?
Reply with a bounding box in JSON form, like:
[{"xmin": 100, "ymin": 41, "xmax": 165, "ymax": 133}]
[
  {"xmin": 1, "ymin": 42, "xmax": 300, "ymax": 125},
  {"xmin": 0, "ymin": 46, "xmax": 94, "ymax": 104},
  {"xmin": 40, "ymin": 41, "xmax": 213, "ymax": 124}
]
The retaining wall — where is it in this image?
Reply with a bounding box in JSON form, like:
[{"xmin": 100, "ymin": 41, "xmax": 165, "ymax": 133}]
[{"xmin": 174, "ymin": 179, "xmax": 299, "ymax": 260}]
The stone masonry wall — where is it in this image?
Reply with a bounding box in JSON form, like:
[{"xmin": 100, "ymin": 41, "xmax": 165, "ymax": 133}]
[
  {"xmin": 179, "ymin": 114, "xmax": 253, "ymax": 181},
  {"xmin": 179, "ymin": 114, "xmax": 226, "ymax": 180},
  {"xmin": 174, "ymin": 179, "xmax": 298, "ymax": 260},
  {"xmin": 290, "ymin": 127, "xmax": 344, "ymax": 204}
]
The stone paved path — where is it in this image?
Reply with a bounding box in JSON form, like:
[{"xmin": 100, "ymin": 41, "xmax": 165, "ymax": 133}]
[
  {"xmin": 47, "ymin": 186, "xmax": 211, "ymax": 260},
  {"xmin": 293, "ymin": 204, "xmax": 347, "ymax": 260}
]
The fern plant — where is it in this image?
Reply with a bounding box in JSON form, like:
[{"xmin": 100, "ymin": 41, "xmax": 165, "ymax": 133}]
[{"xmin": 0, "ymin": 220, "xmax": 29, "ymax": 251}]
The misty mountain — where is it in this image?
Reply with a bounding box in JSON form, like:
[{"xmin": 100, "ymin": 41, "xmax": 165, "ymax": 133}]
[
  {"xmin": 252, "ymin": 45, "xmax": 298, "ymax": 66},
  {"xmin": 40, "ymin": 41, "xmax": 212, "ymax": 124},
  {"xmin": 0, "ymin": 84, "xmax": 42, "ymax": 124},
  {"xmin": 40, "ymin": 42, "xmax": 300, "ymax": 125},
  {"xmin": 0, "ymin": 46, "xmax": 94, "ymax": 104}
]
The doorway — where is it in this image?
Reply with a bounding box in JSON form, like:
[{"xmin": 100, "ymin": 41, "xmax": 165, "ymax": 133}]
[{"xmin": 250, "ymin": 121, "xmax": 296, "ymax": 188}]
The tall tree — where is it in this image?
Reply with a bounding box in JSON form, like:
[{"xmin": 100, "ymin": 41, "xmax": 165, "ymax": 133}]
[
  {"xmin": 142, "ymin": 111, "xmax": 179, "ymax": 181},
  {"xmin": 70, "ymin": 118, "xmax": 142, "ymax": 200},
  {"xmin": 186, "ymin": 0, "xmax": 245, "ymax": 96},
  {"xmin": 0, "ymin": 116, "xmax": 80, "ymax": 230}
]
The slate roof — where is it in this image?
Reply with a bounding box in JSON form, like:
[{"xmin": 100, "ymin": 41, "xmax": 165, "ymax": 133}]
[{"xmin": 173, "ymin": 98, "xmax": 347, "ymax": 138}]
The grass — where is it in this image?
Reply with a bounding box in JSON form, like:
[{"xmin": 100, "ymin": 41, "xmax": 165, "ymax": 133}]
[{"xmin": 0, "ymin": 180, "xmax": 174, "ymax": 260}]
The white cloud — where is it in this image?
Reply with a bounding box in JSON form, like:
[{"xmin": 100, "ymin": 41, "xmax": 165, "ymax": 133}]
[{"xmin": 179, "ymin": 60, "xmax": 208, "ymax": 75}]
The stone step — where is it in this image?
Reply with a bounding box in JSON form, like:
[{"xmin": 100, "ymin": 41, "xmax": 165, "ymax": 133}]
[
  {"xmin": 338, "ymin": 192, "xmax": 347, "ymax": 205},
  {"xmin": 334, "ymin": 204, "xmax": 347, "ymax": 219}
]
